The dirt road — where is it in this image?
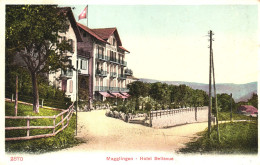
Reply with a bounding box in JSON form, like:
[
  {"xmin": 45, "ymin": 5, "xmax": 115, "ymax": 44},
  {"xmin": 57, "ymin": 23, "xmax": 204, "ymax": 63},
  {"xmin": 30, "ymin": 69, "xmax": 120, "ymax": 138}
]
[{"xmin": 62, "ymin": 110, "xmax": 208, "ymax": 153}]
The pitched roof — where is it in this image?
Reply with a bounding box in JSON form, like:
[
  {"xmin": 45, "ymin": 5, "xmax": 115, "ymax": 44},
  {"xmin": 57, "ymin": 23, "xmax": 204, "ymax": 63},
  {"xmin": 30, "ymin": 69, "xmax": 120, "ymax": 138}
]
[
  {"xmin": 91, "ymin": 28, "xmax": 116, "ymax": 40},
  {"xmin": 119, "ymin": 46, "xmax": 130, "ymax": 53},
  {"xmin": 238, "ymin": 105, "xmax": 258, "ymax": 114},
  {"xmin": 77, "ymin": 24, "xmax": 130, "ymax": 53},
  {"xmin": 77, "ymin": 22, "xmax": 107, "ymax": 44},
  {"xmin": 92, "ymin": 27, "xmax": 122, "ymax": 46},
  {"xmin": 58, "ymin": 7, "xmax": 83, "ymax": 42}
]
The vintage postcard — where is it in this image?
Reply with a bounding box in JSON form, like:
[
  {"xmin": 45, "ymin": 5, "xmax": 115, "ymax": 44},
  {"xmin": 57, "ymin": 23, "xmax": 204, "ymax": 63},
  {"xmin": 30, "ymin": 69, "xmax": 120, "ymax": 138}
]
[{"xmin": 1, "ymin": 0, "xmax": 259, "ymax": 165}]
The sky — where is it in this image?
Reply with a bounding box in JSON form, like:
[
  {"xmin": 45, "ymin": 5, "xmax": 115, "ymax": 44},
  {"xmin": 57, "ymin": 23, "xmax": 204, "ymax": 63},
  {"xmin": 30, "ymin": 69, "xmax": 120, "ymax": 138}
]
[{"xmin": 66, "ymin": 5, "xmax": 258, "ymax": 84}]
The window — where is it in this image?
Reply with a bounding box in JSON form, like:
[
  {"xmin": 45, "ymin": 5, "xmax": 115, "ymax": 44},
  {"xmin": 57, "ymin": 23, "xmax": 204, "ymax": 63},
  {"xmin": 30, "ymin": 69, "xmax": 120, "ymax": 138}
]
[
  {"xmin": 68, "ymin": 39, "xmax": 74, "ymax": 52},
  {"xmin": 69, "ymin": 80, "xmax": 73, "ymax": 93},
  {"xmin": 113, "ymin": 38, "xmax": 116, "ymax": 46},
  {"xmin": 81, "ymin": 60, "xmax": 87, "ymax": 70},
  {"xmin": 62, "ymin": 80, "xmax": 67, "ymax": 92},
  {"xmin": 98, "ymin": 47, "xmax": 104, "ymax": 55}
]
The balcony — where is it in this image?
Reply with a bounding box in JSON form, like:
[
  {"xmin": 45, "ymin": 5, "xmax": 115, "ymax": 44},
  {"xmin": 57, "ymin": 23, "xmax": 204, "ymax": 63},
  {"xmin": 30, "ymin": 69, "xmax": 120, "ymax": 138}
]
[
  {"xmin": 123, "ymin": 61, "xmax": 127, "ymax": 67},
  {"xmin": 96, "ymin": 54, "xmax": 108, "ymax": 61},
  {"xmin": 119, "ymin": 60, "xmax": 127, "ymax": 67},
  {"xmin": 109, "ymin": 57, "xmax": 119, "ymax": 64},
  {"xmin": 124, "ymin": 69, "xmax": 133, "ymax": 76},
  {"xmin": 119, "ymin": 88, "xmax": 129, "ymax": 92},
  {"xmin": 109, "ymin": 87, "xmax": 120, "ymax": 92},
  {"xmin": 61, "ymin": 69, "xmax": 73, "ymax": 79},
  {"xmin": 95, "ymin": 86, "xmax": 109, "ymax": 92},
  {"xmin": 96, "ymin": 70, "xmax": 108, "ymax": 77},
  {"xmin": 110, "ymin": 72, "xmax": 117, "ymax": 79},
  {"xmin": 118, "ymin": 74, "xmax": 126, "ymax": 80}
]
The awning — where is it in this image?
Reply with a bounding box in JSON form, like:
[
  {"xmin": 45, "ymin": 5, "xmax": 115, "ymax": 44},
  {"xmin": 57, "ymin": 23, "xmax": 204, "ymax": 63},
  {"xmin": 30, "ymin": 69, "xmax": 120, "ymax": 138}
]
[
  {"xmin": 99, "ymin": 92, "xmax": 115, "ymax": 98},
  {"xmin": 121, "ymin": 92, "xmax": 130, "ymax": 97},
  {"xmin": 112, "ymin": 92, "xmax": 130, "ymax": 98},
  {"xmin": 112, "ymin": 92, "xmax": 124, "ymax": 98}
]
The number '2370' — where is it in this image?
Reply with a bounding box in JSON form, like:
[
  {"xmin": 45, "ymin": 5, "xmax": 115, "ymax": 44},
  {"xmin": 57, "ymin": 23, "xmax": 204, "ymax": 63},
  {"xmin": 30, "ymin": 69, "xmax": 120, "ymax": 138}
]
[{"xmin": 10, "ymin": 157, "xmax": 23, "ymax": 161}]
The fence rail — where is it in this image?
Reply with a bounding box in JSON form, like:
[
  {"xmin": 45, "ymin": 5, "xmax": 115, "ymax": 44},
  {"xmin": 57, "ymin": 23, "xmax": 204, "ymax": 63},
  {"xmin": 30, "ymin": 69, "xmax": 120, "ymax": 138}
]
[
  {"xmin": 5, "ymin": 102, "xmax": 74, "ymax": 141},
  {"xmin": 150, "ymin": 106, "xmax": 207, "ymax": 118}
]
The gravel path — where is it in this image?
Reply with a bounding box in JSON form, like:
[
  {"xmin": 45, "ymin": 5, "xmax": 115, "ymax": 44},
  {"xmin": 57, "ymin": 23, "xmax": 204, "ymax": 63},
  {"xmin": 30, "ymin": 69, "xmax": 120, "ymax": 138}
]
[{"xmin": 62, "ymin": 110, "xmax": 208, "ymax": 153}]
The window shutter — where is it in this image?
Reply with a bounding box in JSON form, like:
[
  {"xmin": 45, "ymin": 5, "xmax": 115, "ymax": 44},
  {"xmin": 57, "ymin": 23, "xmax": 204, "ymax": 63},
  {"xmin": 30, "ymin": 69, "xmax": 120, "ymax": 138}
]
[{"xmin": 69, "ymin": 80, "xmax": 73, "ymax": 93}]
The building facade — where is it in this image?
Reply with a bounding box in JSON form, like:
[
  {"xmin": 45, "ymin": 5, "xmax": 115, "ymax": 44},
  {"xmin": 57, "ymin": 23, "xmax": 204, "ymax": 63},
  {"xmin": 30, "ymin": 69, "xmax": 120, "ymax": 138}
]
[
  {"xmin": 77, "ymin": 23, "xmax": 135, "ymax": 102},
  {"xmin": 48, "ymin": 7, "xmax": 83, "ymax": 102}
]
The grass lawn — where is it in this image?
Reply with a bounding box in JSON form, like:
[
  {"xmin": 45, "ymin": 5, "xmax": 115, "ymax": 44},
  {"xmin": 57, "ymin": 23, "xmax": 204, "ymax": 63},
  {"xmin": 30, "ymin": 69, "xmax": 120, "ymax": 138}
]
[
  {"xmin": 5, "ymin": 102, "xmax": 81, "ymax": 153},
  {"xmin": 178, "ymin": 121, "xmax": 258, "ymax": 154}
]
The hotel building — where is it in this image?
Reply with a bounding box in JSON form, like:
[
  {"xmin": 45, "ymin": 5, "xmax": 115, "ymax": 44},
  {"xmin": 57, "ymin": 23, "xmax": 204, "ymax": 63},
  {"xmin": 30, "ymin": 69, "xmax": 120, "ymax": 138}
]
[{"xmin": 77, "ymin": 23, "xmax": 136, "ymax": 102}]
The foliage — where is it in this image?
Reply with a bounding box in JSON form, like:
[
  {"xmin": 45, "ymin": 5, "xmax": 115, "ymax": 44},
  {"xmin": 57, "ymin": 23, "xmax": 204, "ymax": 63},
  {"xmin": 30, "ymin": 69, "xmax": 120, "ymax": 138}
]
[
  {"xmin": 5, "ymin": 68, "xmax": 71, "ymax": 109},
  {"xmin": 126, "ymin": 81, "xmax": 209, "ymax": 112},
  {"xmin": 6, "ymin": 5, "xmax": 73, "ymax": 113},
  {"xmin": 149, "ymin": 82, "xmax": 170, "ymax": 109},
  {"xmin": 144, "ymin": 102, "xmax": 152, "ymax": 111},
  {"xmin": 212, "ymin": 93, "xmax": 236, "ymax": 113},
  {"xmin": 5, "ymin": 102, "xmax": 80, "ymax": 153},
  {"xmin": 248, "ymin": 93, "xmax": 258, "ymax": 109},
  {"xmin": 179, "ymin": 121, "xmax": 258, "ymax": 154},
  {"xmin": 78, "ymin": 76, "xmax": 89, "ymax": 109}
]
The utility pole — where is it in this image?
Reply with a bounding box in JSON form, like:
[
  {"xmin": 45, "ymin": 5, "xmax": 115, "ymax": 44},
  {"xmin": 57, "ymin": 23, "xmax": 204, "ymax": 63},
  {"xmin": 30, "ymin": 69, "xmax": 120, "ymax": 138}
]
[
  {"xmin": 208, "ymin": 30, "xmax": 213, "ymax": 136},
  {"xmin": 76, "ymin": 60, "xmax": 78, "ymax": 136},
  {"xmin": 230, "ymin": 93, "xmax": 233, "ymax": 122},
  {"xmin": 212, "ymin": 49, "xmax": 220, "ymax": 142}
]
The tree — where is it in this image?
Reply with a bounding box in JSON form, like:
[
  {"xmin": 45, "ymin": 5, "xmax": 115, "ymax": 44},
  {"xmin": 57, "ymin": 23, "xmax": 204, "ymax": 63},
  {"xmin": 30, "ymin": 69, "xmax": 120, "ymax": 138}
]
[
  {"xmin": 248, "ymin": 93, "xmax": 258, "ymax": 109},
  {"xmin": 215, "ymin": 93, "xmax": 235, "ymax": 112},
  {"xmin": 149, "ymin": 82, "xmax": 170, "ymax": 109},
  {"xmin": 6, "ymin": 5, "xmax": 73, "ymax": 113},
  {"xmin": 127, "ymin": 81, "xmax": 150, "ymax": 110}
]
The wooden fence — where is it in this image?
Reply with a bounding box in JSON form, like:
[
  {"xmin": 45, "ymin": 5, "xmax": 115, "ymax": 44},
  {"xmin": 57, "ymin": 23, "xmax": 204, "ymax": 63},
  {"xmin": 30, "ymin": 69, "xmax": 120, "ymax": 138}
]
[
  {"xmin": 150, "ymin": 107, "xmax": 206, "ymax": 118},
  {"xmin": 5, "ymin": 103, "xmax": 74, "ymax": 141}
]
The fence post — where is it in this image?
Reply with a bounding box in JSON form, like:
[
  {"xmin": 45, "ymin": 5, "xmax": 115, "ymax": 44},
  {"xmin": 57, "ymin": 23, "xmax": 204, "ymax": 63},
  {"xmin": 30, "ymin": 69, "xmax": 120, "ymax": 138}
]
[
  {"xmin": 11, "ymin": 94, "xmax": 14, "ymax": 102},
  {"xmin": 41, "ymin": 99, "xmax": 44, "ymax": 108},
  {"xmin": 53, "ymin": 115, "xmax": 56, "ymax": 134},
  {"xmin": 62, "ymin": 114, "xmax": 64, "ymax": 127},
  {"xmin": 15, "ymin": 76, "xmax": 18, "ymax": 116},
  {"xmin": 27, "ymin": 116, "xmax": 30, "ymax": 137},
  {"xmin": 149, "ymin": 111, "xmax": 152, "ymax": 127}
]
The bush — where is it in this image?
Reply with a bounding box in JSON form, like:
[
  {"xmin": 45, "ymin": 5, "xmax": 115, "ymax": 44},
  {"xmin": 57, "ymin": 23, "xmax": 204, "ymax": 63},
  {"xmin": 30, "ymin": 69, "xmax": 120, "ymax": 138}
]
[{"xmin": 145, "ymin": 102, "xmax": 152, "ymax": 111}]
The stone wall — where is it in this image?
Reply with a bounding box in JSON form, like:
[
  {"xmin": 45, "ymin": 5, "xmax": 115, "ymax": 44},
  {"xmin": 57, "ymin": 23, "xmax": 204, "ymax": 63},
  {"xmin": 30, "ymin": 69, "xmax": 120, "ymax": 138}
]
[{"xmin": 150, "ymin": 107, "xmax": 208, "ymax": 128}]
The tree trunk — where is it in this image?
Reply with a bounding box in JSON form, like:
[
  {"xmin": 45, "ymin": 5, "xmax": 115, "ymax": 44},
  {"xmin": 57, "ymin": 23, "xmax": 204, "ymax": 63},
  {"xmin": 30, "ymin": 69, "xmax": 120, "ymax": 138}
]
[{"xmin": 31, "ymin": 72, "xmax": 39, "ymax": 113}]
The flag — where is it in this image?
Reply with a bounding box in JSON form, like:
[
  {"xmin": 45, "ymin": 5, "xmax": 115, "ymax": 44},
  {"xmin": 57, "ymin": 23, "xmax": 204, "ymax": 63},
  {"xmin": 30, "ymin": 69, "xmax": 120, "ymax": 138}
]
[{"xmin": 78, "ymin": 6, "xmax": 88, "ymax": 21}]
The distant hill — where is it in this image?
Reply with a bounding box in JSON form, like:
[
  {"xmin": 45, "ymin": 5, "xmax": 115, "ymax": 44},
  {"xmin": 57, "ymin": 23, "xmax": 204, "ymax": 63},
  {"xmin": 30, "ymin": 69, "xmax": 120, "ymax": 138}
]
[{"xmin": 139, "ymin": 78, "xmax": 257, "ymax": 102}]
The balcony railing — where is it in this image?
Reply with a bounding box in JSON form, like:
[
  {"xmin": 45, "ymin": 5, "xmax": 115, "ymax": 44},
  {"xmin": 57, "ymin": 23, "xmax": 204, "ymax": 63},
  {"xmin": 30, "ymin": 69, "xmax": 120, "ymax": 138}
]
[
  {"xmin": 95, "ymin": 86, "xmax": 109, "ymax": 92},
  {"xmin": 118, "ymin": 74, "xmax": 126, "ymax": 80},
  {"xmin": 119, "ymin": 88, "xmax": 129, "ymax": 92},
  {"xmin": 109, "ymin": 87, "xmax": 120, "ymax": 92},
  {"xmin": 109, "ymin": 57, "xmax": 119, "ymax": 64},
  {"xmin": 94, "ymin": 86, "xmax": 129, "ymax": 93},
  {"xmin": 123, "ymin": 61, "xmax": 127, "ymax": 67},
  {"xmin": 96, "ymin": 70, "xmax": 108, "ymax": 77},
  {"xmin": 119, "ymin": 60, "xmax": 127, "ymax": 67},
  {"xmin": 110, "ymin": 72, "xmax": 117, "ymax": 78},
  {"xmin": 96, "ymin": 54, "xmax": 108, "ymax": 61},
  {"xmin": 61, "ymin": 69, "xmax": 73, "ymax": 79}
]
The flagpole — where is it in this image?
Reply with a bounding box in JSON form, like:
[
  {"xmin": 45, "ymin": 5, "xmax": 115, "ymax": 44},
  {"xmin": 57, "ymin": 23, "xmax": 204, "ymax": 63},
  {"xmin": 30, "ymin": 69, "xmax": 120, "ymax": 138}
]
[{"xmin": 87, "ymin": 5, "xmax": 89, "ymax": 27}]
